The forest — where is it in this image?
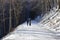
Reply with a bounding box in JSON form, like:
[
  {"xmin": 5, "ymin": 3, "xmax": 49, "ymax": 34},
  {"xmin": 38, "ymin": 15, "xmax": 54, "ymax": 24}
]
[{"xmin": 0, "ymin": 0, "xmax": 59, "ymax": 39}]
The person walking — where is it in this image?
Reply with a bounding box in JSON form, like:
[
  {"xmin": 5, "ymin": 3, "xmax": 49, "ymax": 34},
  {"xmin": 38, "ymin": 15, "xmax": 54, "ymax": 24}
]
[{"xmin": 26, "ymin": 1, "xmax": 31, "ymax": 26}]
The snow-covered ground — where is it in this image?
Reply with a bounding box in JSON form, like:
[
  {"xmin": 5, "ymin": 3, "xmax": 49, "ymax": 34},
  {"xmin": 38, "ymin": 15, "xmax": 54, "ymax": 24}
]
[
  {"xmin": 1, "ymin": 20, "xmax": 57, "ymax": 40},
  {"xmin": 2, "ymin": 21, "xmax": 60, "ymax": 40},
  {"xmin": 2, "ymin": 7, "xmax": 60, "ymax": 40}
]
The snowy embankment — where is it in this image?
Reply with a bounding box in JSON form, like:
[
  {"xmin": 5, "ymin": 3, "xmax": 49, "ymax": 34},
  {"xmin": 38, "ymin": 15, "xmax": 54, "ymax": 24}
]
[
  {"xmin": 40, "ymin": 7, "xmax": 60, "ymax": 32},
  {"xmin": 2, "ymin": 7, "xmax": 60, "ymax": 40}
]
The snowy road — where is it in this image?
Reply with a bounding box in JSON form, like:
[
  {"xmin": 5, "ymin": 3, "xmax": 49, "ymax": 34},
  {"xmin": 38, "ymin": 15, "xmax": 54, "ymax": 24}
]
[{"xmin": 2, "ymin": 20, "xmax": 60, "ymax": 40}]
